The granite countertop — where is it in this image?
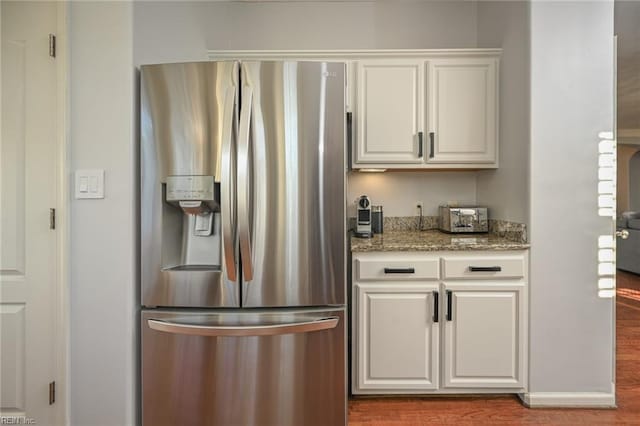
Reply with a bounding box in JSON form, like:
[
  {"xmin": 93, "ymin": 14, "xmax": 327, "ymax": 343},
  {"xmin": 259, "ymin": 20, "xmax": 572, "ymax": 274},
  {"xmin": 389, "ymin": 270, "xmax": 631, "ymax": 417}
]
[{"xmin": 351, "ymin": 230, "xmax": 530, "ymax": 252}]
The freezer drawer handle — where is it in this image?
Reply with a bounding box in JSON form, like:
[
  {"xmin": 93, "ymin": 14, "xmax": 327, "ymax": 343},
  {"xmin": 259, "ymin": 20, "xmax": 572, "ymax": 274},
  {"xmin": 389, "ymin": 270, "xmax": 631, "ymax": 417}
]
[
  {"xmin": 469, "ymin": 266, "xmax": 502, "ymax": 272},
  {"xmin": 383, "ymin": 267, "xmax": 415, "ymax": 274},
  {"xmin": 147, "ymin": 317, "xmax": 339, "ymax": 337}
]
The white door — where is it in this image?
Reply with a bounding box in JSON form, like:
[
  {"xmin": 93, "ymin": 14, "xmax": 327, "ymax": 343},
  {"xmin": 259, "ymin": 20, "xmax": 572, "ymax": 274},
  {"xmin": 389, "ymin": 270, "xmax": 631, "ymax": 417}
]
[
  {"xmin": 354, "ymin": 282, "xmax": 439, "ymax": 393},
  {"xmin": 1, "ymin": 2, "xmax": 59, "ymax": 424},
  {"xmin": 427, "ymin": 58, "xmax": 498, "ymax": 164},
  {"xmin": 443, "ymin": 282, "xmax": 525, "ymax": 389},
  {"xmin": 355, "ymin": 59, "xmax": 425, "ymax": 164}
]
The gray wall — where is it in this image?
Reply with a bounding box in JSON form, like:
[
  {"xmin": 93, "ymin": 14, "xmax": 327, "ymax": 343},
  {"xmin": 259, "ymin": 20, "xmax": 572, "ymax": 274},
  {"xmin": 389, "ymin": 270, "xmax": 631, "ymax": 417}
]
[
  {"xmin": 67, "ymin": 2, "xmax": 617, "ymax": 425},
  {"xmin": 70, "ymin": 2, "xmax": 136, "ymax": 425},
  {"xmin": 348, "ymin": 172, "xmax": 477, "ymax": 217},
  {"xmin": 476, "ymin": 1, "xmax": 530, "ymax": 225},
  {"xmin": 615, "ymin": 0, "xmax": 640, "ymax": 132},
  {"xmin": 134, "ymin": 0, "xmax": 481, "ymax": 218},
  {"xmin": 134, "ymin": 0, "xmax": 479, "ymax": 65},
  {"xmin": 69, "ymin": 2, "xmax": 482, "ymax": 425},
  {"xmin": 529, "ymin": 0, "xmax": 614, "ymax": 393}
]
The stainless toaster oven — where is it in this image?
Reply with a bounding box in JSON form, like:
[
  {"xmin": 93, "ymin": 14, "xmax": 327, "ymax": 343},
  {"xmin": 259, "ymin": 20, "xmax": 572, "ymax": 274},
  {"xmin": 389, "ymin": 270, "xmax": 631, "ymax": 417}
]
[{"xmin": 439, "ymin": 206, "xmax": 488, "ymax": 233}]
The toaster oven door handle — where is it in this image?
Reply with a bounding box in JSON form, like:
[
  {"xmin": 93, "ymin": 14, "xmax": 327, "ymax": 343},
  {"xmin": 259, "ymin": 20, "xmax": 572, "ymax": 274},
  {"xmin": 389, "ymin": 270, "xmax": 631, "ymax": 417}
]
[
  {"xmin": 469, "ymin": 266, "xmax": 502, "ymax": 272},
  {"xmin": 384, "ymin": 267, "xmax": 415, "ymax": 274}
]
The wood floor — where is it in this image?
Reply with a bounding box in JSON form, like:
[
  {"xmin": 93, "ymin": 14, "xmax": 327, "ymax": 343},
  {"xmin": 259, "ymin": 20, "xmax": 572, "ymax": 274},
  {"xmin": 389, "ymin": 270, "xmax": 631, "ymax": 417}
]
[{"xmin": 348, "ymin": 270, "xmax": 640, "ymax": 425}]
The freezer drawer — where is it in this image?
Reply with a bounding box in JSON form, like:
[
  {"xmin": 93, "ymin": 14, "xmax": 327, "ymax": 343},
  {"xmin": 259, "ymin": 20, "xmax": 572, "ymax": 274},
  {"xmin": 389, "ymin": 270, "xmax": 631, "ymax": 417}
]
[{"xmin": 141, "ymin": 308, "xmax": 346, "ymax": 426}]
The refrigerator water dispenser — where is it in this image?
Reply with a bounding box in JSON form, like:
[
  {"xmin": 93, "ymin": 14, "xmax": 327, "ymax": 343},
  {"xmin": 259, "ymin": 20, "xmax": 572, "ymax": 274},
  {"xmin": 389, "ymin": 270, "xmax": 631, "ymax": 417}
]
[{"xmin": 161, "ymin": 175, "xmax": 221, "ymax": 270}]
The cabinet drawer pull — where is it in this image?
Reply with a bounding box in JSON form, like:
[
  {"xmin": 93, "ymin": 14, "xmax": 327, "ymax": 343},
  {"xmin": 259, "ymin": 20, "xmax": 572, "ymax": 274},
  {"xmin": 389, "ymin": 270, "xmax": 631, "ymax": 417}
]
[
  {"xmin": 418, "ymin": 132, "xmax": 424, "ymax": 158},
  {"xmin": 433, "ymin": 291, "xmax": 439, "ymax": 323},
  {"xmin": 469, "ymin": 266, "xmax": 502, "ymax": 272},
  {"xmin": 383, "ymin": 267, "xmax": 415, "ymax": 274},
  {"xmin": 446, "ymin": 290, "xmax": 453, "ymax": 321}
]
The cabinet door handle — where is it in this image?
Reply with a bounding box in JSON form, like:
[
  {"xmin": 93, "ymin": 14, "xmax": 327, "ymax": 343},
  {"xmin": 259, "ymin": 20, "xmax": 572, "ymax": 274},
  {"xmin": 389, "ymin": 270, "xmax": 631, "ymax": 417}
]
[
  {"xmin": 418, "ymin": 132, "xmax": 424, "ymax": 158},
  {"xmin": 383, "ymin": 267, "xmax": 415, "ymax": 274},
  {"xmin": 346, "ymin": 112, "xmax": 353, "ymax": 171},
  {"xmin": 469, "ymin": 266, "xmax": 502, "ymax": 272},
  {"xmin": 446, "ymin": 290, "xmax": 453, "ymax": 321},
  {"xmin": 429, "ymin": 132, "xmax": 435, "ymax": 159},
  {"xmin": 433, "ymin": 291, "xmax": 439, "ymax": 323}
]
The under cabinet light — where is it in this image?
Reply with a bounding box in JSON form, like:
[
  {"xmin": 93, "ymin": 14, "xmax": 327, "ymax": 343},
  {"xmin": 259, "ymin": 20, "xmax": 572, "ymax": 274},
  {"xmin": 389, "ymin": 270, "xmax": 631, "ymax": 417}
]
[{"xmin": 358, "ymin": 168, "xmax": 387, "ymax": 173}]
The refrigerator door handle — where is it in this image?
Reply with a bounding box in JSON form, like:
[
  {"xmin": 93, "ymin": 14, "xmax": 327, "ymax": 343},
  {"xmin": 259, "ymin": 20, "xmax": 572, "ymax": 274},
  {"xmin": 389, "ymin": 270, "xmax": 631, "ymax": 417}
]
[
  {"xmin": 237, "ymin": 85, "xmax": 254, "ymax": 281},
  {"xmin": 221, "ymin": 86, "xmax": 237, "ymax": 282},
  {"xmin": 147, "ymin": 316, "xmax": 339, "ymax": 337}
]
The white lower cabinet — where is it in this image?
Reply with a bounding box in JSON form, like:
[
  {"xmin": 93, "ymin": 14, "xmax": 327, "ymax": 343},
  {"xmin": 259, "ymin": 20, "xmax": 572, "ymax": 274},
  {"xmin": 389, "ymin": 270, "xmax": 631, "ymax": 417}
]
[
  {"xmin": 354, "ymin": 282, "xmax": 439, "ymax": 393},
  {"xmin": 352, "ymin": 251, "xmax": 528, "ymax": 395},
  {"xmin": 443, "ymin": 282, "xmax": 525, "ymax": 389}
]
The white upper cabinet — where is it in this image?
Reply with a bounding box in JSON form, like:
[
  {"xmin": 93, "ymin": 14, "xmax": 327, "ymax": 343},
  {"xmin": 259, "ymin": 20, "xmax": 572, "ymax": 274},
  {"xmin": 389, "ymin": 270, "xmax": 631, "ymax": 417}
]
[
  {"xmin": 355, "ymin": 59, "xmax": 425, "ymax": 164},
  {"xmin": 207, "ymin": 49, "xmax": 500, "ymax": 169},
  {"xmin": 427, "ymin": 58, "xmax": 498, "ymax": 165},
  {"xmin": 351, "ymin": 52, "xmax": 499, "ymax": 169}
]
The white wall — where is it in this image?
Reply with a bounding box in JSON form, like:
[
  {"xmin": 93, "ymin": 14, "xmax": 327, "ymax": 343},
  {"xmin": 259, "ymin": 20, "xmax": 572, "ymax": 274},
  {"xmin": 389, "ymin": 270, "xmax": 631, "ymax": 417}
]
[
  {"xmin": 529, "ymin": 0, "xmax": 614, "ymax": 395},
  {"xmin": 476, "ymin": 1, "xmax": 530, "ymax": 225},
  {"xmin": 617, "ymin": 144, "xmax": 640, "ymax": 212},
  {"xmin": 69, "ymin": 2, "xmax": 136, "ymax": 425},
  {"xmin": 134, "ymin": 0, "xmax": 481, "ymax": 218},
  {"xmin": 629, "ymin": 151, "xmax": 640, "ymax": 211}
]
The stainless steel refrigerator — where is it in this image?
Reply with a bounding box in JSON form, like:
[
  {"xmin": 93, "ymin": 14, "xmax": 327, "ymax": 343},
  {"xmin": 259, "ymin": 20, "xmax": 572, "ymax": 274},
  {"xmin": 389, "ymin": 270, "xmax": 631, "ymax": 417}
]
[{"xmin": 140, "ymin": 61, "xmax": 346, "ymax": 426}]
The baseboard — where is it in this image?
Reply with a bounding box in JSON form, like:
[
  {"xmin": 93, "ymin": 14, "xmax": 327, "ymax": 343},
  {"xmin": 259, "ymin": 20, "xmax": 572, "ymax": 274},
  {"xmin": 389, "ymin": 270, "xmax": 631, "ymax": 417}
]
[{"xmin": 519, "ymin": 392, "xmax": 616, "ymax": 408}]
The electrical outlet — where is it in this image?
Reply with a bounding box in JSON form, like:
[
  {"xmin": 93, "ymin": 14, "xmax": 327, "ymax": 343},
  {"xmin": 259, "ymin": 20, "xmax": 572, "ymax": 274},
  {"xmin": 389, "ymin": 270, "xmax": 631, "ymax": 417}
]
[{"xmin": 416, "ymin": 201, "xmax": 425, "ymax": 231}]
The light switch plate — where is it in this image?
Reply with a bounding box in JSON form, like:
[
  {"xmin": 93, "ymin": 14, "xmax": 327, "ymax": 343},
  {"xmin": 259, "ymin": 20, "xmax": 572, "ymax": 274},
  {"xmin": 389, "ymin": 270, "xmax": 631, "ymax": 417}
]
[{"xmin": 75, "ymin": 169, "xmax": 104, "ymax": 199}]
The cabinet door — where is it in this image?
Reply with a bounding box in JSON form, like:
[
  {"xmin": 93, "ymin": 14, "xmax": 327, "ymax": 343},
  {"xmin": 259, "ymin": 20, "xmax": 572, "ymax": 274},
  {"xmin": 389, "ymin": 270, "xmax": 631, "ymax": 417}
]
[
  {"xmin": 355, "ymin": 60, "xmax": 424, "ymax": 164},
  {"xmin": 354, "ymin": 282, "xmax": 439, "ymax": 393},
  {"xmin": 427, "ymin": 58, "xmax": 498, "ymax": 164},
  {"xmin": 443, "ymin": 282, "xmax": 525, "ymax": 388}
]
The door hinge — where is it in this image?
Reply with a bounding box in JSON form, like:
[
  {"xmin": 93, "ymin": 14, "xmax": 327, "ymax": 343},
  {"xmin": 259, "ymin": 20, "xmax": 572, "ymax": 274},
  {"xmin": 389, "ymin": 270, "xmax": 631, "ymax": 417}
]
[
  {"xmin": 49, "ymin": 34, "xmax": 56, "ymax": 58},
  {"xmin": 49, "ymin": 381, "xmax": 55, "ymax": 405},
  {"xmin": 49, "ymin": 208, "xmax": 56, "ymax": 230}
]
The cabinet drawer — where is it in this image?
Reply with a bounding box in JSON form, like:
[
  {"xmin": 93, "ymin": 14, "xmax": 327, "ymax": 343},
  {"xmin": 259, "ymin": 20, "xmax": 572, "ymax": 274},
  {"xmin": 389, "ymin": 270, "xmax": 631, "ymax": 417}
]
[
  {"xmin": 441, "ymin": 255, "xmax": 525, "ymax": 280},
  {"xmin": 356, "ymin": 256, "xmax": 439, "ymax": 281}
]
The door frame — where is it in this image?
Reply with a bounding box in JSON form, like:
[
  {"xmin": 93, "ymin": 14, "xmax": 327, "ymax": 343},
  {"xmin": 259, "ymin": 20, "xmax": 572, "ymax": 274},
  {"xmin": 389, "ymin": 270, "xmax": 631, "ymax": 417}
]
[{"xmin": 54, "ymin": 2, "xmax": 69, "ymax": 425}]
